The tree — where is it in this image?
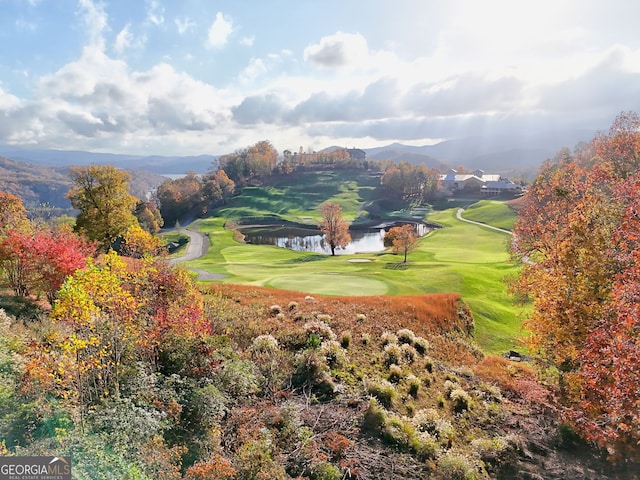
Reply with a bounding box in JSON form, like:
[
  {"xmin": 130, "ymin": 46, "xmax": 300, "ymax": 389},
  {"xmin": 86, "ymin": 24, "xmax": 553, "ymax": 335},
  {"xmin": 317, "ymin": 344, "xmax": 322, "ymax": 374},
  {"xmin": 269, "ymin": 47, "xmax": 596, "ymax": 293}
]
[
  {"xmin": 511, "ymin": 112, "xmax": 640, "ymax": 456},
  {"xmin": 319, "ymin": 203, "xmax": 351, "ymax": 256},
  {"xmin": 0, "ymin": 226, "xmax": 94, "ymax": 302},
  {"xmin": 0, "ymin": 192, "xmax": 28, "ymax": 234},
  {"xmin": 219, "ymin": 140, "xmax": 278, "ymax": 185},
  {"xmin": 156, "ymin": 172, "xmax": 203, "ymax": 226},
  {"xmin": 135, "ymin": 200, "xmax": 164, "ymax": 234},
  {"xmin": 67, "ymin": 165, "xmax": 138, "ymax": 248},
  {"xmin": 120, "ymin": 224, "xmax": 164, "ymax": 259},
  {"xmin": 202, "ymin": 169, "xmax": 235, "ymax": 207},
  {"xmin": 380, "ymin": 162, "xmax": 440, "ymax": 202},
  {"xmin": 384, "ymin": 224, "xmax": 418, "ymax": 263}
]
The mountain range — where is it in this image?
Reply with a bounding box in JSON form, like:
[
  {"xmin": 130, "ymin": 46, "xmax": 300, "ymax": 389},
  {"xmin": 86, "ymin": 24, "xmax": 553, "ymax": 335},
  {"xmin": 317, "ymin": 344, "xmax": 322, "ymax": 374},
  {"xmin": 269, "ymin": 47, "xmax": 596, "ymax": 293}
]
[
  {"xmin": 0, "ymin": 128, "xmax": 598, "ymax": 209},
  {"xmin": 0, "ymin": 127, "xmax": 595, "ymax": 177}
]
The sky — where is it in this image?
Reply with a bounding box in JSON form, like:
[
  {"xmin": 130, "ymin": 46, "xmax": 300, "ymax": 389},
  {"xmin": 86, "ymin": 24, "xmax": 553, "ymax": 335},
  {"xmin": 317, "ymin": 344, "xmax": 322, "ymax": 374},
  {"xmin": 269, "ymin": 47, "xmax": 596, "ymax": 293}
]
[{"xmin": 0, "ymin": 0, "xmax": 639, "ymax": 156}]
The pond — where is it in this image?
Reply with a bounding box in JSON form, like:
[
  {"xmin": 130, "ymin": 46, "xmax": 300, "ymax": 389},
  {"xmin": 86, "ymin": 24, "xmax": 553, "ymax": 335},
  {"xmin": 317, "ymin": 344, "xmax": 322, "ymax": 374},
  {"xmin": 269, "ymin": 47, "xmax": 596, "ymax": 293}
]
[{"xmin": 240, "ymin": 222, "xmax": 431, "ymax": 255}]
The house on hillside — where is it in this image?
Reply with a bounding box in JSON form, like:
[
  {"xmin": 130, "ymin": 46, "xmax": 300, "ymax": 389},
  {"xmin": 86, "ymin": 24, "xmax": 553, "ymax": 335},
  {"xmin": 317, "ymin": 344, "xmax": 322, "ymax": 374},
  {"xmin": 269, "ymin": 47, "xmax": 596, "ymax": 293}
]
[
  {"xmin": 346, "ymin": 148, "xmax": 366, "ymax": 162},
  {"xmin": 439, "ymin": 169, "xmax": 523, "ymax": 196}
]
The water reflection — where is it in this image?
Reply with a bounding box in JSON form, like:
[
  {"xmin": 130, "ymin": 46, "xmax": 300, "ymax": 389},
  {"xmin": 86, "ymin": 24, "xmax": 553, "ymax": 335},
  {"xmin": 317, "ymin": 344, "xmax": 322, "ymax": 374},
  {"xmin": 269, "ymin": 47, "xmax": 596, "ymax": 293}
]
[{"xmin": 242, "ymin": 223, "xmax": 429, "ymax": 255}]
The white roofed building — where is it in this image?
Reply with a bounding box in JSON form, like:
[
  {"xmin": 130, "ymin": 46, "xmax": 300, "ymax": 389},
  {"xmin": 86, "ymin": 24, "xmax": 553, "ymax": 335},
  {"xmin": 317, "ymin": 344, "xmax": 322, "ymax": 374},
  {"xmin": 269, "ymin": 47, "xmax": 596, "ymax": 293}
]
[{"xmin": 439, "ymin": 169, "xmax": 523, "ymax": 196}]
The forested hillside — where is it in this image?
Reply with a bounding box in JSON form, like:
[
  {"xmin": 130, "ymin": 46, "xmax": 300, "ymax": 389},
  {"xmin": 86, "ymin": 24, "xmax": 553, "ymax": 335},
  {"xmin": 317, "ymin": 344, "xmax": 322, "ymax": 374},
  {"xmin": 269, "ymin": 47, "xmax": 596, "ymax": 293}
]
[{"xmin": 0, "ymin": 156, "xmax": 167, "ymax": 210}]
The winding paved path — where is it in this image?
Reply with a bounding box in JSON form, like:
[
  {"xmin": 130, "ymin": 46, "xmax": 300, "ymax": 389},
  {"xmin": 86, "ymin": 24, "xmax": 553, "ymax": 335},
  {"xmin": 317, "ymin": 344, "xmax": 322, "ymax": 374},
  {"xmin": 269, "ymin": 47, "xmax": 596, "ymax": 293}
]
[{"xmin": 168, "ymin": 228, "xmax": 226, "ymax": 280}]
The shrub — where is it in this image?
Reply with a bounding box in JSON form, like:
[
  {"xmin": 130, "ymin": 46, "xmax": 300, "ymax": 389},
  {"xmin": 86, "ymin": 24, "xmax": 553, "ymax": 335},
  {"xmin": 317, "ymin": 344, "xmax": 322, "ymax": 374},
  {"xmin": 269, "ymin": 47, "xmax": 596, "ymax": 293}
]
[
  {"xmin": 367, "ymin": 380, "xmax": 397, "ymax": 409},
  {"xmin": 380, "ymin": 331, "xmax": 398, "ymax": 347},
  {"xmin": 269, "ymin": 304, "xmax": 282, "ymax": 315},
  {"xmin": 316, "ymin": 313, "xmax": 332, "ymax": 323},
  {"xmin": 362, "ymin": 399, "xmax": 386, "ymax": 434},
  {"xmin": 412, "ymin": 408, "xmax": 455, "ymax": 447},
  {"xmin": 436, "ymin": 452, "xmax": 481, "ymax": 480},
  {"xmin": 411, "ymin": 432, "xmax": 441, "ymax": 461},
  {"xmin": 414, "ymin": 336, "xmax": 429, "ymax": 355},
  {"xmin": 303, "ymin": 320, "xmax": 337, "ymax": 342},
  {"xmin": 443, "ymin": 379, "xmax": 458, "ymax": 396},
  {"xmin": 424, "ymin": 357, "xmax": 434, "ymax": 373},
  {"xmin": 312, "ymin": 462, "xmax": 343, "ymax": 480},
  {"xmin": 276, "ymin": 312, "xmax": 285, "ymax": 321},
  {"xmin": 471, "ymin": 434, "xmax": 521, "ymax": 466},
  {"xmin": 388, "ymin": 364, "xmax": 403, "ymax": 383},
  {"xmin": 401, "ymin": 343, "xmax": 417, "ymax": 364},
  {"xmin": 250, "ymin": 334, "xmax": 279, "ymax": 355},
  {"xmin": 304, "ymin": 295, "xmax": 316, "ymax": 303},
  {"xmin": 383, "ymin": 343, "xmax": 403, "ymax": 367},
  {"xmin": 292, "ymin": 350, "xmax": 336, "ymax": 397},
  {"xmin": 320, "ymin": 340, "xmax": 347, "ymax": 369},
  {"xmin": 340, "ymin": 330, "xmax": 351, "ymax": 349},
  {"xmin": 450, "ymin": 388, "xmax": 472, "ymax": 413},
  {"xmin": 407, "ymin": 375, "xmax": 420, "ymax": 397},
  {"xmin": 360, "ymin": 332, "xmax": 371, "ymax": 345},
  {"xmin": 214, "ymin": 359, "xmax": 260, "ymax": 399},
  {"xmin": 396, "ymin": 328, "xmax": 416, "ymax": 345},
  {"xmin": 287, "ymin": 301, "xmax": 298, "ymax": 311},
  {"xmin": 382, "ymin": 415, "xmax": 417, "ymax": 449},
  {"xmin": 355, "ymin": 313, "xmax": 367, "ymax": 322}
]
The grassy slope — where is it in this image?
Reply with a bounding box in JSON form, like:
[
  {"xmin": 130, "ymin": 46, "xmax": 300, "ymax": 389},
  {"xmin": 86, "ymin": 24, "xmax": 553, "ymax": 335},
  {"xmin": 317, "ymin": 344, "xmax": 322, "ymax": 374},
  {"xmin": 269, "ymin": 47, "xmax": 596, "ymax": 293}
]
[
  {"xmin": 186, "ymin": 173, "xmax": 524, "ymax": 353},
  {"xmin": 461, "ymin": 199, "xmax": 517, "ymax": 231}
]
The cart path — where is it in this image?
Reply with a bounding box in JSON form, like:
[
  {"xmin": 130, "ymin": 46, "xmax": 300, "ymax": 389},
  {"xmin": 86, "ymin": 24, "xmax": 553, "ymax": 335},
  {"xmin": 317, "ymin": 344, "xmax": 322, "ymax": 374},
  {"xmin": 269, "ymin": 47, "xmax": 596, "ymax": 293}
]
[{"xmin": 168, "ymin": 228, "xmax": 226, "ymax": 281}]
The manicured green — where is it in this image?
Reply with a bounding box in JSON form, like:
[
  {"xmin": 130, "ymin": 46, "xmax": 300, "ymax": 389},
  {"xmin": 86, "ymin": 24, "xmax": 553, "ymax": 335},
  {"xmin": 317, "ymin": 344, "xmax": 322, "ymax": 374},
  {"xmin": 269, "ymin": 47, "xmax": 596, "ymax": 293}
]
[
  {"xmin": 460, "ymin": 200, "xmax": 517, "ymax": 231},
  {"xmin": 184, "ymin": 173, "xmax": 525, "ymax": 353}
]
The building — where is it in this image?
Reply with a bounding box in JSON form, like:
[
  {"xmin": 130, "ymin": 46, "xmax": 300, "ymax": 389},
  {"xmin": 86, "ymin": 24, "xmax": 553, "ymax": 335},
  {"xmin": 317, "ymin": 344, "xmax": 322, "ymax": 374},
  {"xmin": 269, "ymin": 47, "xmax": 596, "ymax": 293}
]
[{"xmin": 439, "ymin": 169, "xmax": 523, "ymax": 195}]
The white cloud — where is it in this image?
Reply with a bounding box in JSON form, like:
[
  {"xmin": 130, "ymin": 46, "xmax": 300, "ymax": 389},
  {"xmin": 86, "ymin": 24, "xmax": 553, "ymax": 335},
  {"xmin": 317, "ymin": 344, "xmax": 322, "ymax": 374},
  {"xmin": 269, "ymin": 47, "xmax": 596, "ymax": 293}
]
[
  {"xmin": 175, "ymin": 16, "xmax": 196, "ymax": 35},
  {"xmin": 206, "ymin": 12, "xmax": 234, "ymax": 49},
  {"xmin": 145, "ymin": 0, "xmax": 165, "ymax": 26},
  {"xmin": 114, "ymin": 24, "xmax": 133, "ymax": 54},
  {"xmin": 304, "ymin": 32, "xmax": 369, "ymax": 69},
  {"xmin": 240, "ymin": 36, "xmax": 255, "ymax": 47},
  {"xmin": 76, "ymin": 0, "xmax": 108, "ymax": 48}
]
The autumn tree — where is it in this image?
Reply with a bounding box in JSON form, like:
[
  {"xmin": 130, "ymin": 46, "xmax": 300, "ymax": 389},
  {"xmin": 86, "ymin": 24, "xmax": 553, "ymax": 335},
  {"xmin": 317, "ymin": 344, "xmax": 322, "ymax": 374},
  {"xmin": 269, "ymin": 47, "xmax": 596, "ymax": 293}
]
[
  {"xmin": 202, "ymin": 169, "xmax": 235, "ymax": 207},
  {"xmin": 319, "ymin": 203, "xmax": 351, "ymax": 256},
  {"xmin": 384, "ymin": 224, "xmax": 419, "ymax": 263},
  {"xmin": 0, "ymin": 192, "xmax": 28, "ymax": 233},
  {"xmin": 134, "ymin": 200, "xmax": 164, "ymax": 234},
  {"xmin": 156, "ymin": 172, "xmax": 203, "ymax": 226},
  {"xmin": 511, "ymin": 112, "xmax": 640, "ymax": 456},
  {"xmin": 0, "ymin": 225, "xmax": 95, "ymax": 302},
  {"xmin": 120, "ymin": 224, "xmax": 164, "ymax": 258},
  {"xmin": 380, "ymin": 162, "xmax": 440, "ymax": 202},
  {"xmin": 219, "ymin": 140, "xmax": 278, "ymax": 185},
  {"xmin": 67, "ymin": 165, "xmax": 138, "ymax": 248}
]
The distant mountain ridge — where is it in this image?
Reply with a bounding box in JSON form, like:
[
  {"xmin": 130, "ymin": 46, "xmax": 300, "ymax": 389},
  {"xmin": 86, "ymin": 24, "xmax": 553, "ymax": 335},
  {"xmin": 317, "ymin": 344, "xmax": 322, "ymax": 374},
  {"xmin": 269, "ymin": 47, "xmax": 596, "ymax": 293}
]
[
  {"xmin": 0, "ymin": 146, "xmax": 218, "ymax": 174},
  {"xmin": 0, "ymin": 156, "xmax": 167, "ymax": 209},
  {"xmin": 0, "ymin": 128, "xmax": 596, "ymax": 179}
]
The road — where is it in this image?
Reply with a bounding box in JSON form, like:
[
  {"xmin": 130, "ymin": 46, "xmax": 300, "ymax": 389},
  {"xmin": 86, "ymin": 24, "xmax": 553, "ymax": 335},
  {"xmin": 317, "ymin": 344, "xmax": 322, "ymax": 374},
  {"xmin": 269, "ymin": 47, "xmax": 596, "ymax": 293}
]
[{"xmin": 168, "ymin": 228, "xmax": 226, "ymax": 280}]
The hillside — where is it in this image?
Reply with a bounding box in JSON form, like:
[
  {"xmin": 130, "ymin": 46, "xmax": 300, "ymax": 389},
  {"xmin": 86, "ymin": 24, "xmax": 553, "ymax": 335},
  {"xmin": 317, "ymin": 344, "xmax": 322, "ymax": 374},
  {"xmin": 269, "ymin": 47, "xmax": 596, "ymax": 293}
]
[
  {"xmin": 1, "ymin": 281, "xmax": 630, "ymax": 479},
  {"xmin": 0, "ymin": 156, "xmax": 168, "ymax": 209}
]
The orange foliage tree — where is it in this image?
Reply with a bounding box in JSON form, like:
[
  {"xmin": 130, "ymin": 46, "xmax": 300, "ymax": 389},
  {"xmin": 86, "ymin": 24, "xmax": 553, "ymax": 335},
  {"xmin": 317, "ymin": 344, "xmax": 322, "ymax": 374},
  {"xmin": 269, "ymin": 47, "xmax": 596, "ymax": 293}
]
[
  {"xmin": 384, "ymin": 224, "xmax": 419, "ymax": 263},
  {"xmin": 319, "ymin": 202, "xmax": 351, "ymax": 256},
  {"xmin": 511, "ymin": 112, "xmax": 640, "ymax": 456}
]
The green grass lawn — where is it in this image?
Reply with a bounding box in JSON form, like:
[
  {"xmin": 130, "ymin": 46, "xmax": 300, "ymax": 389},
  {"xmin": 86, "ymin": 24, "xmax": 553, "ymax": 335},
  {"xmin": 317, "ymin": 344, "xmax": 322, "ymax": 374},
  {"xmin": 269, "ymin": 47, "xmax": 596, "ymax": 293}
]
[
  {"xmin": 461, "ymin": 199, "xmax": 517, "ymax": 231},
  {"xmin": 186, "ymin": 195, "xmax": 525, "ymax": 353}
]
